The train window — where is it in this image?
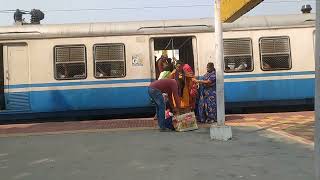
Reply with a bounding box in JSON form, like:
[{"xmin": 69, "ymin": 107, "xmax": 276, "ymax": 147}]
[
  {"xmin": 223, "ymin": 38, "xmax": 253, "ymax": 73},
  {"xmin": 93, "ymin": 44, "xmax": 126, "ymax": 78},
  {"xmin": 54, "ymin": 45, "xmax": 87, "ymax": 80},
  {"xmin": 259, "ymin": 37, "xmax": 292, "ymax": 71}
]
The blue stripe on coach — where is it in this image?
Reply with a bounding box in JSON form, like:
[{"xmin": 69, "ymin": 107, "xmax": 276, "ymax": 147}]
[
  {"xmin": 225, "ymin": 78, "xmax": 315, "ymax": 102},
  {"xmin": 4, "ymin": 71, "xmax": 315, "ymax": 90},
  {"xmin": 0, "ymin": 77, "xmax": 314, "ymax": 119},
  {"xmin": 1, "ymin": 78, "xmax": 314, "ymax": 113},
  {"xmin": 224, "ymin": 71, "xmax": 315, "ymax": 79},
  {"xmin": 5, "ymin": 79, "xmax": 152, "ymax": 89}
]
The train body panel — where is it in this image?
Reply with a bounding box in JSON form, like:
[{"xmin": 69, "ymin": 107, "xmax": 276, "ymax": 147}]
[
  {"xmin": 223, "ymin": 26, "xmax": 315, "ymax": 103},
  {"xmin": 0, "ymin": 14, "xmax": 316, "ymax": 119}
]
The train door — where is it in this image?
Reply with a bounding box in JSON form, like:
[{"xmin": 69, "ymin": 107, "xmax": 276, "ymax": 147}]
[
  {"xmin": 3, "ymin": 44, "xmax": 30, "ymax": 110},
  {"xmin": 151, "ymin": 36, "xmax": 199, "ymax": 79}
]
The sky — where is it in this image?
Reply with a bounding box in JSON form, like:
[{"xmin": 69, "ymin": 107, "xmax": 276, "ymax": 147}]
[{"xmin": 0, "ymin": 0, "xmax": 316, "ymax": 26}]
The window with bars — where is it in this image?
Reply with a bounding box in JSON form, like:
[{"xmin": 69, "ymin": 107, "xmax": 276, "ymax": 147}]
[
  {"xmin": 54, "ymin": 45, "xmax": 87, "ymax": 80},
  {"xmin": 94, "ymin": 44, "xmax": 126, "ymax": 78},
  {"xmin": 223, "ymin": 38, "xmax": 253, "ymax": 73},
  {"xmin": 259, "ymin": 37, "xmax": 292, "ymax": 71}
]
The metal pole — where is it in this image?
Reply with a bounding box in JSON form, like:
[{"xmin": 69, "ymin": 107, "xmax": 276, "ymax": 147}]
[
  {"xmin": 315, "ymin": 1, "xmax": 320, "ymax": 179},
  {"xmin": 214, "ymin": 0, "xmax": 225, "ymax": 126}
]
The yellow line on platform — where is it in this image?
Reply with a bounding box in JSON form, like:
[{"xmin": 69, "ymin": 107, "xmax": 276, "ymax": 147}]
[
  {"xmin": 263, "ymin": 127, "xmax": 314, "ymax": 147},
  {"xmin": 227, "ymin": 122, "xmax": 314, "ymax": 147}
]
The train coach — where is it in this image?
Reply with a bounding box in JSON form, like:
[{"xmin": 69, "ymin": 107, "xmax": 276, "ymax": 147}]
[{"xmin": 0, "ymin": 13, "xmax": 315, "ymax": 120}]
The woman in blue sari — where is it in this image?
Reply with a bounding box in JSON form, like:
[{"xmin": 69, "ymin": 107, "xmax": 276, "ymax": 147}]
[{"xmin": 194, "ymin": 62, "xmax": 217, "ymax": 123}]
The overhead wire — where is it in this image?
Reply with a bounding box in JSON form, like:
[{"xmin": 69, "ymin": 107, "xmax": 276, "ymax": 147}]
[{"xmin": 0, "ymin": 0, "xmax": 316, "ymax": 14}]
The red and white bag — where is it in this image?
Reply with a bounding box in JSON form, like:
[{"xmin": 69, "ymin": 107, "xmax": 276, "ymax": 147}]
[{"xmin": 173, "ymin": 112, "xmax": 198, "ymax": 132}]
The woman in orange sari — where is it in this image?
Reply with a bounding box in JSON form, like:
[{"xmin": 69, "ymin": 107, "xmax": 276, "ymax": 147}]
[{"xmin": 170, "ymin": 60, "xmax": 195, "ymax": 111}]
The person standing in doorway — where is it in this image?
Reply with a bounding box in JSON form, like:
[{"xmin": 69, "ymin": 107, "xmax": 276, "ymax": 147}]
[{"xmin": 170, "ymin": 60, "xmax": 195, "ymax": 111}]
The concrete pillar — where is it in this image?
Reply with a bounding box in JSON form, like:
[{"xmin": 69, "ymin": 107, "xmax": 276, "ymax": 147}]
[{"xmin": 210, "ymin": 0, "xmax": 232, "ymax": 141}]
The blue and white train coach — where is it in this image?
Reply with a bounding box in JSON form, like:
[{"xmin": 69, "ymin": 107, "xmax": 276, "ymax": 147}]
[{"xmin": 0, "ymin": 13, "xmax": 315, "ymax": 120}]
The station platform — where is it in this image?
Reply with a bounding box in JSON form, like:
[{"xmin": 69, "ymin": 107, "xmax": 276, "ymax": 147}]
[
  {"xmin": 0, "ymin": 111, "xmax": 314, "ymax": 145},
  {"xmin": 0, "ymin": 114, "xmax": 315, "ymax": 180},
  {"xmin": 0, "ymin": 115, "xmax": 315, "ymax": 180}
]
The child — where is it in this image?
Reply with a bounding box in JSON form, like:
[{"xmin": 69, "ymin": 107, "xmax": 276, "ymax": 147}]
[{"xmin": 162, "ymin": 93, "xmax": 175, "ymax": 130}]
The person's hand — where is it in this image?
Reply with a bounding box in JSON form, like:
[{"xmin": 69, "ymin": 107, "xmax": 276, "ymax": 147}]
[
  {"xmin": 185, "ymin": 72, "xmax": 194, "ymax": 78},
  {"xmin": 170, "ymin": 69, "xmax": 176, "ymax": 78}
]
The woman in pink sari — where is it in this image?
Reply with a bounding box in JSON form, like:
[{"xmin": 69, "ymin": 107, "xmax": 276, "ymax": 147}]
[{"xmin": 170, "ymin": 60, "xmax": 195, "ymax": 110}]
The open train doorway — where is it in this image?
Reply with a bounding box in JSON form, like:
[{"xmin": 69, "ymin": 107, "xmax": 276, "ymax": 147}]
[{"xmin": 152, "ymin": 36, "xmax": 198, "ymax": 79}]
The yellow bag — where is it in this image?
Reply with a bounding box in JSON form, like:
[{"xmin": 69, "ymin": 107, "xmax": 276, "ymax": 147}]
[{"xmin": 173, "ymin": 112, "xmax": 198, "ymax": 132}]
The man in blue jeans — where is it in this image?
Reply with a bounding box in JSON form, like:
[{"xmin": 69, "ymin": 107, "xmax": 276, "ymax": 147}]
[{"xmin": 149, "ymin": 79, "xmax": 181, "ymax": 131}]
